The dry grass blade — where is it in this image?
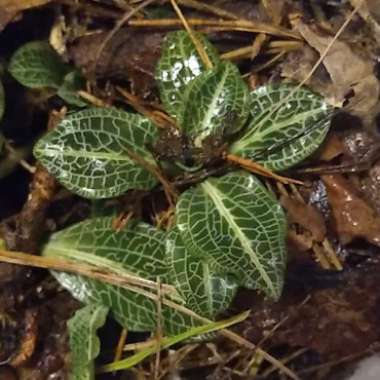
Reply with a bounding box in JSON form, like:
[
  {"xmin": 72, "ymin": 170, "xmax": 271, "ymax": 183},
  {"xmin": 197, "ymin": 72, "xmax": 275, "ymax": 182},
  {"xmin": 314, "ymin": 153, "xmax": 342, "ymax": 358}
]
[
  {"xmin": 220, "ymin": 40, "xmax": 302, "ymax": 60},
  {"xmin": 116, "ymin": 86, "xmax": 178, "ymax": 130},
  {"xmin": 253, "ymin": 51, "xmax": 287, "ymax": 72},
  {"xmin": 0, "ymin": 248, "xmax": 299, "ymax": 379},
  {"xmin": 226, "ymin": 153, "xmax": 304, "ymax": 185},
  {"xmin": 170, "ymin": 0, "xmax": 213, "ymax": 69},
  {"xmin": 3, "ymin": 142, "xmax": 36, "ymax": 174},
  {"xmin": 219, "ymin": 329, "xmax": 300, "ymax": 380},
  {"xmin": 154, "ymin": 277, "xmax": 163, "ymax": 379},
  {"xmin": 128, "ymin": 18, "xmax": 300, "ymax": 39},
  {"xmin": 177, "ymin": 0, "xmax": 238, "ymax": 20},
  {"xmin": 124, "ymin": 147, "xmax": 178, "ymax": 207},
  {"xmin": 250, "ymin": 33, "xmax": 267, "ymax": 60},
  {"xmin": 322, "ymin": 238, "xmax": 343, "ymax": 270},
  {"xmin": 114, "ymin": 328, "xmax": 128, "ymax": 362},
  {"xmin": 262, "ymin": 347, "xmax": 308, "ymax": 378},
  {"xmin": 78, "ymin": 90, "xmax": 109, "ymax": 107},
  {"xmin": 0, "ymin": 248, "xmax": 177, "ymax": 296}
]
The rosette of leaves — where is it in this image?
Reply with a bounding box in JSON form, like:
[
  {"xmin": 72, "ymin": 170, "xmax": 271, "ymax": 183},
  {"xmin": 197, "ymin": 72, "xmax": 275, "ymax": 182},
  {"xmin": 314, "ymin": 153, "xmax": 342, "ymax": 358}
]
[
  {"xmin": 9, "ymin": 41, "xmax": 87, "ymax": 106},
  {"xmin": 31, "ymin": 31, "xmax": 332, "ymax": 378}
]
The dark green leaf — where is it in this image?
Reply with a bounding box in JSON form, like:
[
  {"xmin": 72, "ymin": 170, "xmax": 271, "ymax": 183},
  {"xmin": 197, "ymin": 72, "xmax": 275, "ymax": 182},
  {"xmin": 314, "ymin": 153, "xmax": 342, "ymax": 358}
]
[
  {"xmin": 34, "ymin": 108, "xmax": 158, "ymax": 199},
  {"xmin": 229, "ymin": 84, "xmax": 332, "ymax": 171},
  {"xmin": 9, "ymin": 41, "xmax": 69, "ymax": 89},
  {"xmin": 68, "ymin": 304, "xmax": 109, "ymax": 380},
  {"xmin": 176, "ymin": 171, "xmax": 287, "ymax": 299},
  {"xmin": 42, "ymin": 217, "xmax": 199, "ymax": 335},
  {"xmin": 156, "ymin": 31, "xmax": 221, "ymax": 121},
  {"xmin": 167, "ymin": 229, "xmax": 238, "ymax": 319},
  {"xmin": 57, "ymin": 71, "xmax": 87, "ymax": 107},
  {"xmin": 181, "ymin": 62, "xmax": 250, "ymax": 147}
]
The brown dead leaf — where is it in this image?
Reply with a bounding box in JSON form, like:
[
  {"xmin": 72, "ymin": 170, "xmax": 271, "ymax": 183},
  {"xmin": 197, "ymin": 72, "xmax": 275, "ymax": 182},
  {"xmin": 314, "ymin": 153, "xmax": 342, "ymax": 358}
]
[
  {"xmin": 281, "ymin": 195, "xmax": 326, "ymax": 243},
  {"xmin": 0, "ymin": 0, "xmax": 51, "ymax": 11},
  {"xmin": 351, "ymin": 0, "xmax": 380, "ymax": 43},
  {"xmin": 0, "ymin": 9, "xmax": 17, "ymax": 32},
  {"xmin": 69, "ymin": 29, "xmax": 164, "ymax": 98},
  {"xmin": 280, "ymin": 44, "xmax": 328, "ymax": 98},
  {"xmin": 322, "ymin": 174, "xmax": 380, "ymax": 247},
  {"xmin": 287, "ymin": 229, "xmax": 314, "ymax": 252},
  {"xmin": 0, "ymin": 0, "xmax": 52, "ymax": 31},
  {"xmin": 261, "ymin": 0, "xmax": 285, "ymax": 25},
  {"xmin": 296, "ymin": 21, "xmax": 380, "ymax": 128},
  {"xmin": 361, "ymin": 160, "xmax": 380, "ymax": 215},
  {"xmin": 317, "ymin": 133, "xmax": 345, "ymax": 162}
]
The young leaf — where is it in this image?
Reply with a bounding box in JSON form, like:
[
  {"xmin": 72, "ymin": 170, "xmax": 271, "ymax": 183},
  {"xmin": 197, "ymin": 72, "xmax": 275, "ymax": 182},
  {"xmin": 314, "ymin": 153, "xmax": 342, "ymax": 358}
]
[
  {"xmin": 68, "ymin": 303, "xmax": 109, "ymax": 380},
  {"xmin": 230, "ymin": 84, "xmax": 333, "ymax": 171},
  {"xmin": 42, "ymin": 217, "xmax": 199, "ymax": 335},
  {"xmin": 9, "ymin": 41, "xmax": 69, "ymax": 89},
  {"xmin": 0, "ymin": 79, "xmax": 4, "ymax": 122},
  {"xmin": 34, "ymin": 108, "xmax": 159, "ymax": 199},
  {"xmin": 57, "ymin": 71, "xmax": 87, "ymax": 107},
  {"xmin": 156, "ymin": 30, "xmax": 221, "ymax": 121},
  {"xmin": 176, "ymin": 171, "xmax": 287, "ymax": 300},
  {"xmin": 181, "ymin": 62, "xmax": 250, "ymax": 147},
  {"xmin": 166, "ymin": 229, "xmax": 238, "ymax": 319}
]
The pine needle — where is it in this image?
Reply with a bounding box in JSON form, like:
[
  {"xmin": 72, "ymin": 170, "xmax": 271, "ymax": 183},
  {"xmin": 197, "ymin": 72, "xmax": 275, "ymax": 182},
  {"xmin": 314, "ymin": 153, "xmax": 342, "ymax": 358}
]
[{"xmin": 170, "ymin": 0, "xmax": 213, "ymax": 69}]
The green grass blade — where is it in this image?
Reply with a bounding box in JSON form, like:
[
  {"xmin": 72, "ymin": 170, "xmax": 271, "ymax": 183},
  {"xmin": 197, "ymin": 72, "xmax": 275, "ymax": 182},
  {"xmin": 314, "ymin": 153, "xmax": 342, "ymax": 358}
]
[{"xmin": 100, "ymin": 310, "xmax": 249, "ymax": 373}]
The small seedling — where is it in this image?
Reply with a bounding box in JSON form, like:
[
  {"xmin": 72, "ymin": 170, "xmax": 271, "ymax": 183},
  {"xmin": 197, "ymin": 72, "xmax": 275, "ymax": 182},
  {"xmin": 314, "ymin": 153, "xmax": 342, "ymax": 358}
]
[
  {"xmin": 9, "ymin": 31, "xmax": 332, "ymax": 379},
  {"xmin": 9, "ymin": 41, "xmax": 87, "ymax": 107}
]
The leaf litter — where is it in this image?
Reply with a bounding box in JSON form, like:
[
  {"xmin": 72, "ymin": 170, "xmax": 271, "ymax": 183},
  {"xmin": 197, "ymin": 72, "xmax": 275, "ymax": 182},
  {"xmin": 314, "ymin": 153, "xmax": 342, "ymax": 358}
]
[{"xmin": 0, "ymin": 1, "xmax": 380, "ymax": 380}]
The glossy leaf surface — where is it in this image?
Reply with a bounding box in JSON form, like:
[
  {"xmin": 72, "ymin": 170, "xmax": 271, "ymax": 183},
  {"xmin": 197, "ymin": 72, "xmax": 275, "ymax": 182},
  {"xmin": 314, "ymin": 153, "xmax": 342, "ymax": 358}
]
[
  {"xmin": 9, "ymin": 41, "xmax": 69, "ymax": 88},
  {"xmin": 181, "ymin": 62, "xmax": 250, "ymax": 147},
  {"xmin": 167, "ymin": 229, "xmax": 238, "ymax": 319},
  {"xmin": 68, "ymin": 304, "xmax": 108, "ymax": 380},
  {"xmin": 42, "ymin": 217, "xmax": 199, "ymax": 335},
  {"xmin": 176, "ymin": 171, "xmax": 287, "ymax": 299},
  {"xmin": 230, "ymin": 84, "xmax": 332, "ymax": 171},
  {"xmin": 34, "ymin": 108, "xmax": 158, "ymax": 199},
  {"xmin": 156, "ymin": 31, "xmax": 220, "ymax": 121}
]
